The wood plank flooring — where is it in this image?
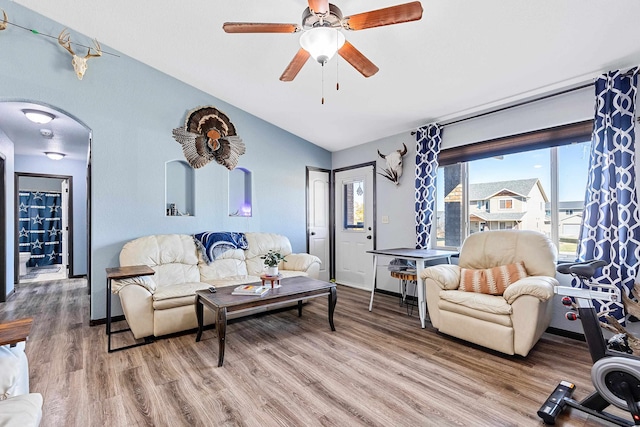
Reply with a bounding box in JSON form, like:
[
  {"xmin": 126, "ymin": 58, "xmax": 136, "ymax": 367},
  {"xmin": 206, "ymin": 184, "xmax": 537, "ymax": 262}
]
[{"xmin": 0, "ymin": 278, "xmax": 628, "ymax": 426}]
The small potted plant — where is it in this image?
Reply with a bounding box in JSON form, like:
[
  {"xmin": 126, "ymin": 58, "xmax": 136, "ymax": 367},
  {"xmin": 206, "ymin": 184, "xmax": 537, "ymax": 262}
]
[{"xmin": 261, "ymin": 250, "xmax": 286, "ymax": 276}]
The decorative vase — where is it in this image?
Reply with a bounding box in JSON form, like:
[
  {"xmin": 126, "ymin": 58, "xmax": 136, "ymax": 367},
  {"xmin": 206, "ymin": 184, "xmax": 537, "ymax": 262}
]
[{"xmin": 266, "ymin": 266, "xmax": 278, "ymax": 277}]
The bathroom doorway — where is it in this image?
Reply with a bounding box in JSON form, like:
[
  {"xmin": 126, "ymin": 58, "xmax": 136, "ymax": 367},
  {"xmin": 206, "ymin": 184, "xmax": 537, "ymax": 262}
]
[{"xmin": 15, "ymin": 173, "xmax": 71, "ymax": 283}]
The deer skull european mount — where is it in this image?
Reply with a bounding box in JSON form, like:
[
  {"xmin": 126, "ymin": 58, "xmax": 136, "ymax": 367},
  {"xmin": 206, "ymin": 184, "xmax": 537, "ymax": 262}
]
[
  {"xmin": 58, "ymin": 29, "xmax": 102, "ymax": 80},
  {"xmin": 377, "ymin": 143, "xmax": 408, "ymax": 185}
]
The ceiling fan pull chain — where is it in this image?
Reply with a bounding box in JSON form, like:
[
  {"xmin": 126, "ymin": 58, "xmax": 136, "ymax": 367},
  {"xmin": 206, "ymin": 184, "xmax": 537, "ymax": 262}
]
[
  {"xmin": 336, "ymin": 36, "xmax": 340, "ymax": 91},
  {"xmin": 321, "ymin": 63, "xmax": 325, "ymax": 105}
]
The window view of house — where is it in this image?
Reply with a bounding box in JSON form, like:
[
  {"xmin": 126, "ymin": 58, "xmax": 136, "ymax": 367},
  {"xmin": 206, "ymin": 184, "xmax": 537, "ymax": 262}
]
[
  {"xmin": 343, "ymin": 180, "xmax": 365, "ymax": 230},
  {"xmin": 435, "ymin": 140, "xmax": 591, "ymax": 261}
]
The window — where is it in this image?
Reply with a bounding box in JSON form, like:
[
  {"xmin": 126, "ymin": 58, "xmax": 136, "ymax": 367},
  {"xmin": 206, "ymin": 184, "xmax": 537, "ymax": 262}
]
[
  {"xmin": 343, "ymin": 180, "xmax": 365, "ymax": 230},
  {"xmin": 499, "ymin": 199, "xmax": 513, "ymax": 209},
  {"xmin": 433, "ymin": 121, "xmax": 592, "ymax": 261}
]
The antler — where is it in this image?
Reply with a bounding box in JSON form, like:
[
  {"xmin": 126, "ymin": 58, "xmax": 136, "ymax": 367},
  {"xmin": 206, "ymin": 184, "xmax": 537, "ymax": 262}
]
[
  {"xmin": 0, "ymin": 9, "xmax": 8, "ymax": 31},
  {"xmin": 85, "ymin": 39, "xmax": 102, "ymax": 59},
  {"xmin": 58, "ymin": 28, "xmax": 76, "ymax": 56}
]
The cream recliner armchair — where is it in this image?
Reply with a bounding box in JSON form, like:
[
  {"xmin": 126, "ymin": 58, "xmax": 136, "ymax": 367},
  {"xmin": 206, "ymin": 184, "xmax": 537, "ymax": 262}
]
[{"xmin": 422, "ymin": 230, "xmax": 558, "ymax": 357}]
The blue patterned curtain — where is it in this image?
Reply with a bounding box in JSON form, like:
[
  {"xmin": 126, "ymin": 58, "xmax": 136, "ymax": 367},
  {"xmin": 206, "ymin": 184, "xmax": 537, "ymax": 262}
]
[
  {"xmin": 18, "ymin": 191, "xmax": 63, "ymax": 267},
  {"xmin": 415, "ymin": 124, "xmax": 442, "ymax": 249},
  {"xmin": 577, "ymin": 68, "xmax": 640, "ymax": 322}
]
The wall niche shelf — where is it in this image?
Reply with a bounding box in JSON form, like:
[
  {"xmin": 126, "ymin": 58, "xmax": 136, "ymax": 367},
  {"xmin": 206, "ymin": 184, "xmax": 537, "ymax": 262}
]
[
  {"xmin": 165, "ymin": 160, "xmax": 195, "ymax": 216},
  {"xmin": 229, "ymin": 167, "xmax": 252, "ymax": 217}
]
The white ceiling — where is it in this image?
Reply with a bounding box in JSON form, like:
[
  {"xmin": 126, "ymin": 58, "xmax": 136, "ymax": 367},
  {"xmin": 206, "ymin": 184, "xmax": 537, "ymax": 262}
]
[{"xmin": 8, "ymin": 0, "xmax": 640, "ymax": 153}]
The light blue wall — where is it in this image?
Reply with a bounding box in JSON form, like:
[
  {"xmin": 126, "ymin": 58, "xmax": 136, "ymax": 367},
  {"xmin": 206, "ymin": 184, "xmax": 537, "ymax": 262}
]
[
  {"xmin": 0, "ymin": 1, "xmax": 331, "ymax": 319},
  {"xmin": 15, "ymin": 155, "xmax": 88, "ymax": 276},
  {"xmin": 0, "ymin": 129, "xmax": 15, "ymax": 297}
]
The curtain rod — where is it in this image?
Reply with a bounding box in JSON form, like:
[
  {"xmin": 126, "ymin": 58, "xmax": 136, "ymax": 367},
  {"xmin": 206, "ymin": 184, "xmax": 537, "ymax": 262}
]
[{"xmin": 411, "ymin": 65, "xmax": 639, "ymax": 135}]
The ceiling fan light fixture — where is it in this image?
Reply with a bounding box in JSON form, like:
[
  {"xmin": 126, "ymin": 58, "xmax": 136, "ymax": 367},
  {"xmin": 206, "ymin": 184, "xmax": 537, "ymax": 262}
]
[
  {"xmin": 23, "ymin": 110, "xmax": 55, "ymax": 124},
  {"xmin": 44, "ymin": 152, "xmax": 65, "ymax": 160},
  {"xmin": 299, "ymin": 27, "xmax": 345, "ymax": 64}
]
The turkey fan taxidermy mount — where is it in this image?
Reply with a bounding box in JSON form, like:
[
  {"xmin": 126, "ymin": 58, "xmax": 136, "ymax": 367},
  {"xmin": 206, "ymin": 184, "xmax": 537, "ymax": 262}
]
[
  {"xmin": 223, "ymin": 1, "xmax": 423, "ymax": 81},
  {"xmin": 172, "ymin": 106, "xmax": 246, "ymax": 170}
]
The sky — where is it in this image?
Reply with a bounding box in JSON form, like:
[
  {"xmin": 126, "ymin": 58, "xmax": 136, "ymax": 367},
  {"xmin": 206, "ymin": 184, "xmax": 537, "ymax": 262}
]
[{"xmin": 437, "ymin": 140, "xmax": 591, "ymax": 209}]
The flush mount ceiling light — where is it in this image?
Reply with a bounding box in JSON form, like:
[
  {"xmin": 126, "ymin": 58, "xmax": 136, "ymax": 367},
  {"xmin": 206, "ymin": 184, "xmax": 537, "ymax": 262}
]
[
  {"xmin": 23, "ymin": 110, "xmax": 55, "ymax": 124},
  {"xmin": 44, "ymin": 152, "xmax": 65, "ymax": 160}
]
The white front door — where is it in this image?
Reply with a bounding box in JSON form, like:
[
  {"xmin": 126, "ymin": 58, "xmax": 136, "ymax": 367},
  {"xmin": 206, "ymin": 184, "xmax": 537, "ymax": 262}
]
[
  {"xmin": 307, "ymin": 169, "xmax": 330, "ymax": 282},
  {"xmin": 334, "ymin": 165, "xmax": 374, "ymax": 289}
]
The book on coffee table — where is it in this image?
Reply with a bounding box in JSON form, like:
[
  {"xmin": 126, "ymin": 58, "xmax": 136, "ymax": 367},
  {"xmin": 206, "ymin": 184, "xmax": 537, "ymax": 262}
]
[{"xmin": 231, "ymin": 284, "xmax": 270, "ymax": 296}]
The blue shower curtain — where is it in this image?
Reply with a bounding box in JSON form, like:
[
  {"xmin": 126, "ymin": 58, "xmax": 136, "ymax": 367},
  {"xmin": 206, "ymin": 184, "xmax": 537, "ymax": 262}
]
[{"xmin": 18, "ymin": 191, "xmax": 63, "ymax": 267}]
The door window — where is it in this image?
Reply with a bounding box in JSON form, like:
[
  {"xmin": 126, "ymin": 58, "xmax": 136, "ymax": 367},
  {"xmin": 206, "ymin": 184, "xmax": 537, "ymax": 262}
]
[{"xmin": 343, "ymin": 180, "xmax": 365, "ymax": 230}]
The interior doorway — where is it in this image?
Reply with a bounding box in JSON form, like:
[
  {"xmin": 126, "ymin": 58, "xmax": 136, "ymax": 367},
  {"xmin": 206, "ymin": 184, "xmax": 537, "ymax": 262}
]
[
  {"xmin": 306, "ymin": 167, "xmax": 331, "ymax": 282},
  {"xmin": 15, "ymin": 173, "xmax": 71, "ymax": 283}
]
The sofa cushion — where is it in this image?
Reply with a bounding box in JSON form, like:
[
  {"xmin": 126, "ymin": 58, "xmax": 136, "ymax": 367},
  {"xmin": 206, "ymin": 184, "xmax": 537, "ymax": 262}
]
[
  {"xmin": 153, "ymin": 282, "xmax": 211, "ymax": 303},
  {"xmin": 198, "ymin": 249, "xmax": 248, "ymax": 281},
  {"xmin": 438, "ymin": 297, "xmax": 513, "ymax": 327},
  {"xmin": 459, "ymin": 262, "xmax": 526, "ymax": 295},
  {"xmin": 244, "ymin": 233, "xmax": 293, "ymax": 275},
  {"xmin": 120, "ymin": 234, "xmax": 200, "ymax": 286},
  {"xmin": 440, "ymin": 289, "xmax": 513, "ymax": 316},
  {"xmin": 0, "ymin": 393, "xmax": 43, "ymax": 427},
  {"xmin": 458, "ymin": 229, "xmax": 557, "ymax": 277},
  {"xmin": 0, "ymin": 346, "xmax": 20, "ymax": 400}
]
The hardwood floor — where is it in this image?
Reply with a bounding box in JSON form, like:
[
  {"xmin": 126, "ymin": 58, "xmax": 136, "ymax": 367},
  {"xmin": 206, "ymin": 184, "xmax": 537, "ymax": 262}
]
[{"xmin": 0, "ymin": 279, "xmax": 628, "ymax": 426}]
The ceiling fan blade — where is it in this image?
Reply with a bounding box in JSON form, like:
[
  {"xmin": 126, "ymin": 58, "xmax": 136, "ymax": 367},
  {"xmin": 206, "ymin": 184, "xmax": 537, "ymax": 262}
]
[
  {"xmin": 343, "ymin": 1, "xmax": 423, "ymax": 31},
  {"xmin": 280, "ymin": 49, "xmax": 311, "ymax": 82},
  {"xmin": 308, "ymin": 0, "xmax": 330, "ymax": 14},
  {"xmin": 223, "ymin": 22, "xmax": 300, "ymax": 33},
  {"xmin": 338, "ymin": 41, "xmax": 379, "ymax": 78}
]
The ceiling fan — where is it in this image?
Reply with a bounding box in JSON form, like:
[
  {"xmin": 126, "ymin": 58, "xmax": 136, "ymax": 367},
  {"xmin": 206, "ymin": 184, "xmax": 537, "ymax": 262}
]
[{"xmin": 223, "ymin": 1, "xmax": 423, "ymax": 82}]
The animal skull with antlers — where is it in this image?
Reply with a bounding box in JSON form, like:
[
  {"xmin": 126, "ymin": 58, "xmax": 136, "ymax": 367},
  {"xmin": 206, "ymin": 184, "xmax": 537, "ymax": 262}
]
[
  {"xmin": 58, "ymin": 28, "xmax": 102, "ymax": 80},
  {"xmin": 377, "ymin": 143, "xmax": 408, "ymax": 185}
]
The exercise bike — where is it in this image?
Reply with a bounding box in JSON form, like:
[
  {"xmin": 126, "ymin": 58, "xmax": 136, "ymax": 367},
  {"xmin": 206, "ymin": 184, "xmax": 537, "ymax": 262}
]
[{"xmin": 538, "ymin": 259, "xmax": 640, "ymax": 425}]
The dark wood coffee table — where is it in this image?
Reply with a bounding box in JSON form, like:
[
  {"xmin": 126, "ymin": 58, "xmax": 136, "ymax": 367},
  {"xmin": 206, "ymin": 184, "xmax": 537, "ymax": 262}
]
[{"xmin": 195, "ymin": 276, "xmax": 337, "ymax": 366}]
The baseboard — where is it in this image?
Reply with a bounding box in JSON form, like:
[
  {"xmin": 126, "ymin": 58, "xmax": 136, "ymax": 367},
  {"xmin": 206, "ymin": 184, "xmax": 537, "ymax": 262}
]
[
  {"xmin": 90, "ymin": 315, "xmax": 125, "ymax": 327},
  {"xmin": 545, "ymin": 326, "xmax": 585, "ymax": 342},
  {"xmin": 69, "ymin": 274, "xmax": 87, "ymax": 279}
]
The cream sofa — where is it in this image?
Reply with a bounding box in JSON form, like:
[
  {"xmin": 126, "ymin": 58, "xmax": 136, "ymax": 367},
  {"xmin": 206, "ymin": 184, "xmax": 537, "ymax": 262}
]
[
  {"xmin": 422, "ymin": 230, "xmax": 558, "ymax": 357},
  {"xmin": 112, "ymin": 232, "xmax": 321, "ymax": 339},
  {"xmin": 0, "ymin": 341, "xmax": 43, "ymax": 426}
]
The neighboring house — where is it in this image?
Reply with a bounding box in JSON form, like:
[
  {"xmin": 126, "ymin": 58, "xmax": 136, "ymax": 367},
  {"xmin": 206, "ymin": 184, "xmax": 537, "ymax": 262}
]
[
  {"xmin": 545, "ymin": 200, "xmax": 585, "ymax": 240},
  {"xmin": 441, "ymin": 178, "xmax": 549, "ymax": 234},
  {"xmin": 469, "ymin": 178, "xmax": 548, "ymax": 233}
]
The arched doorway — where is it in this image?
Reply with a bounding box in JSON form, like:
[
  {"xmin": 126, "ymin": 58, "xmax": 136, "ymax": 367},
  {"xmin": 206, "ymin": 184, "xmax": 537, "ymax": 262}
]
[{"xmin": 0, "ymin": 100, "xmax": 91, "ymax": 300}]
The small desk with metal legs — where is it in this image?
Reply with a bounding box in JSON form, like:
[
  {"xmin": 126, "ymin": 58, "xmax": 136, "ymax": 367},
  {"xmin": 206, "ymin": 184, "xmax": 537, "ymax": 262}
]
[
  {"xmin": 367, "ymin": 248, "xmax": 458, "ymax": 328},
  {"xmin": 105, "ymin": 265, "xmax": 155, "ymax": 352}
]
